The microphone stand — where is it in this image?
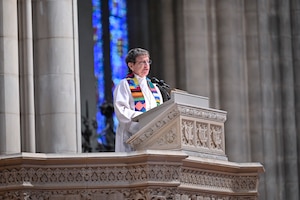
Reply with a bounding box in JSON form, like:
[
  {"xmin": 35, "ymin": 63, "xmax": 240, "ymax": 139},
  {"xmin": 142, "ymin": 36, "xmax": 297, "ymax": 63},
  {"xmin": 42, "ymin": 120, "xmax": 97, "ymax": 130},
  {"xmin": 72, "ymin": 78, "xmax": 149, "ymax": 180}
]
[{"xmin": 151, "ymin": 77, "xmax": 171, "ymax": 102}]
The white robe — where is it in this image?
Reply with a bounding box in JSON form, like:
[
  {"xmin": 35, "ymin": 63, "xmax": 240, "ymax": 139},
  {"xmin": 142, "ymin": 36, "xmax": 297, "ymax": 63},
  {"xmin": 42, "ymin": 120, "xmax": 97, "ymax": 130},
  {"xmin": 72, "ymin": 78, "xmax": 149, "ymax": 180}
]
[{"xmin": 113, "ymin": 74, "xmax": 163, "ymax": 152}]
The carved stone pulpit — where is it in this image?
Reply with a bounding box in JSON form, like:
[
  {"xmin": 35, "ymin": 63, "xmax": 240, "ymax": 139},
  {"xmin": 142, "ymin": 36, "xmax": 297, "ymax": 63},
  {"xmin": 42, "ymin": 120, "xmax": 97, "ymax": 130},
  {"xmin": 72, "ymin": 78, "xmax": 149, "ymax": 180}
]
[
  {"xmin": 127, "ymin": 90, "xmax": 228, "ymax": 160},
  {"xmin": 0, "ymin": 90, "xmax": 264, "ymax": 200}
]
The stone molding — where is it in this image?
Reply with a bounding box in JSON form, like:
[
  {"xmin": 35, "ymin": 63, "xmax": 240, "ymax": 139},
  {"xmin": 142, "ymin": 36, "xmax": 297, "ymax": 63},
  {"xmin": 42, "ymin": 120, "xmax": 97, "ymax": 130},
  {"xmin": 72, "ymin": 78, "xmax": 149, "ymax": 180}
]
[
  {"xmin": 177, "ymin": 105, "xmax": 227, "ymax": 123},
  {"xmin": 0, "ymin": 152, "xmax": 264, "ymax": 200}
]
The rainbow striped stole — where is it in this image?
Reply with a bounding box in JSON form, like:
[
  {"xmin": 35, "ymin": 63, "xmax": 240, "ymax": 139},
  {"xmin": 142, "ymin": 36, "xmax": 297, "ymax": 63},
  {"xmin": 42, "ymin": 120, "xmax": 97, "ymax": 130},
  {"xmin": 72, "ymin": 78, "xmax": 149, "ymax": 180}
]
[{"xmin": 126, "ymin": 73, "xmax": 161, "ymax": 112}]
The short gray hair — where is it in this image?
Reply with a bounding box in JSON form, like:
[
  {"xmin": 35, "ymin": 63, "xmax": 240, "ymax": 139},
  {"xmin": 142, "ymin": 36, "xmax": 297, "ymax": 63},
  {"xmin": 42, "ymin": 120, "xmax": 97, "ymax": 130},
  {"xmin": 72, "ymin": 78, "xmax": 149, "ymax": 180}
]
[{"xmin": 125, "ymin": 48, "xmax": 150, "ymax": 65}]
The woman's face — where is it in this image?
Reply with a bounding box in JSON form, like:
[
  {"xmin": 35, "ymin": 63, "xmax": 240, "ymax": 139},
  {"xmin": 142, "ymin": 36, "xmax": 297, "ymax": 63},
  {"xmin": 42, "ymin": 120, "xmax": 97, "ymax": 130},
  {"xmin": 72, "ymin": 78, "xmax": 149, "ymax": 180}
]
[{"xmin": 128, "ymin": 55, "xmax": 151, "ymax": 78}]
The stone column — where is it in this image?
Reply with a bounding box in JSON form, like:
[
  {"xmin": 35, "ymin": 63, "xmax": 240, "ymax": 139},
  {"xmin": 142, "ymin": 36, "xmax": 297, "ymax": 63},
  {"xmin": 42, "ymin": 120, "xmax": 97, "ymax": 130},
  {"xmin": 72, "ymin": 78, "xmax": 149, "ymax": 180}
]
[
  {"xmin": 180, "ymin": 0, "xmax": 210, "ymax": 98},
  {"xmin": 292, "ymin": 0, "xmax": 300, "ymax": 187},
  {"xmin": 160, "ymin": 0, "xmax": 176, "ymax": 88},
  {"xmin": 18, "ymin": 0, "xmax": 36, "ymax": 153},
  {"xmin": 256, "ymin": 1, "xmax": 284, "ymax": 199},
  {"xmin": 33, "ymin": 0, "xmax": 81, "ymax": 153},
  {"xmin": 215, "ymin": 1, "xmax": 250, "ymax": 162},
  {"xmin": 243, "ymin": 0, "xmax": 265, "ymax": 198},
  {"xmin": 0, "ymin": 0, "xmax": 21, "ymax": 154},
  {"xmin": 277, "ymin": 1, "xmax": 299, "ymax": 199}
]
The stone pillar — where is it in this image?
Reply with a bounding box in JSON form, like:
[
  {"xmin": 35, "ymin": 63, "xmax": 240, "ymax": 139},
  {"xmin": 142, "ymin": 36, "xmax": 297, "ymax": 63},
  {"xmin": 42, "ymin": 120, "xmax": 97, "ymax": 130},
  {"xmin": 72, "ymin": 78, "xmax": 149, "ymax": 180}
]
[
  {"xmin": 18, "ymin": 0, "xmax": 36, "ymax": 153},
  {"xmin": 206, "ymin": 0, "xmax": 220, "ymax": 109},
  {"xmin": 160, "ymin": 0, "xmax": 176, "ymax": 88},
  {"xmin": 243, "ymin": 0, "xmax": 266, "ymax": 198},
  {"xmin": 277, "ymin": 1, "xmax": 299, "ymax": 199},
  {"xmin": 33, "ymin": 0, "xmax": 81, "ymax": 153},
  {"xmin": 256, "ymin": 1, "xmax": 284, "ymax": 199},
  {"xmin": 292, "ymin": 0, "xmax": 300, "ymax": 190},
  {"xmin": 183, "ymin": 0, "xmax": 211, "ymax": 98},
  {"xmin": 0, "ymin": 0, "xmax": 21, "ymax": 154},
  {"xmin": 215, "ymin": 1, "xmax": 250, "ymax": 162}
]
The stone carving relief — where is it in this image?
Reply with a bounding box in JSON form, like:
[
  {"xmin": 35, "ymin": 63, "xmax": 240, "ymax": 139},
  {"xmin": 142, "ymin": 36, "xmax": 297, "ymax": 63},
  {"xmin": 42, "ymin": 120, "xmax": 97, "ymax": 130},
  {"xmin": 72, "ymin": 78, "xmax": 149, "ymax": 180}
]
[
  {"xmin": 128, "ymin": 104, "xmax": 226, "ymax": 157},
  {"xmin": 195, "ymin": 122, "xmax": 209, "ymax": 148},
  {"xmin": 0, "ymin": 165, "xmax": 180, "ymax": 189},
  {"xmin": 210, "ymin": 125, "xmax": 223, "ymax": 150},
  {"xmin": 181, "ymin": 168, "xmax": 258, "ymax": 192},
  {"xmin": 181, "ymin": 119, "xmax": 224, "ymax": 153},
  {"xmin": 0, "ymin": 188, "xmax": 259, "ymax": 200},
  {"xmin": 130, "ymin": 109, "xmax": 179, "ymax": 146},
  {"xmin": 156, "ymin": 126, "xmax": 177, "ymax": 146},
  {"xmin": 0, "ymin": 162, "xmax": 259, "ymax": 200},
  {"xmin": 182, "ymin": 119, "xmax": 194, "ymax": 146}
]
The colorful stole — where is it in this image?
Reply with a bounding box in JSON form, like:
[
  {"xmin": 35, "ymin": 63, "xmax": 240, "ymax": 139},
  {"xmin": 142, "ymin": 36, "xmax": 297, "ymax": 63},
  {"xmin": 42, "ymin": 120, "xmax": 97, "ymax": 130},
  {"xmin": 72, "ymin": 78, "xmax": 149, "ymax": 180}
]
[{"xmin": 126, "ymin": 73, "xmax": 161, "ymax": 112}]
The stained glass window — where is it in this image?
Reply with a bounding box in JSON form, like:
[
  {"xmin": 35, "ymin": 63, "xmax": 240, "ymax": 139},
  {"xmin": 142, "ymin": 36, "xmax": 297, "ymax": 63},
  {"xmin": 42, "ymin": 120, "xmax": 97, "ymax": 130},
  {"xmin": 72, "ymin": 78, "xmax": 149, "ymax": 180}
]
[
  {"xmin": 92, "ymin": 0, "xmax": 105, "ymax": 141},
  {"xmin": 109, "ymin": 0, "xmax": 128, "ymax": 130},
  {"xmin": 92, "ymin": 0, "xmax": 128, "ymax": 148}
]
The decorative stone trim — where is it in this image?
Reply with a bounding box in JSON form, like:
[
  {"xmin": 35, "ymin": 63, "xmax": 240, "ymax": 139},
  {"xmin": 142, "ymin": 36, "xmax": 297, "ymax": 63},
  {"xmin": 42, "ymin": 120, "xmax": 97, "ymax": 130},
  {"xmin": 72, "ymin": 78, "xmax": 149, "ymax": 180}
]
[
  {"xmin": 130, "ymin": 108, "xmax": 180, "ymax": 146},
  {"xmin": 127, "ymin": 102, "xmax": 227, "ymax": 160},
  {"xmin": 181, "ymin": 118, "xmax": 225, "ymax": 154},
  {"xmin": 177, "ymin": 105, "xmax": 227, "ymax": 123},
  {"xmin": 0, "ymin": 152, "xmax": 263, "ymax": 200},
  {"xmin": 181, "ymin": 168, "xmax": 258, "ymax": 193},
  {"xmin": 0, "ymin": 188, "xmax": 259, "ymax": 200},
  {"xmin": 0, "ymin": 164, "xmax": 181, "ymax": 188}
]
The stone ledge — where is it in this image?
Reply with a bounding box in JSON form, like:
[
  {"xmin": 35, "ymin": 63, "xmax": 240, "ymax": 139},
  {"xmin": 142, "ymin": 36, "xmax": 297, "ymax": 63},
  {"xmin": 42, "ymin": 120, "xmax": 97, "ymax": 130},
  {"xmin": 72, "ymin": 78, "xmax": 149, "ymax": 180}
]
[{"xmin": 0, "ymin": 151, "xmax": 264, "ymax": 200}]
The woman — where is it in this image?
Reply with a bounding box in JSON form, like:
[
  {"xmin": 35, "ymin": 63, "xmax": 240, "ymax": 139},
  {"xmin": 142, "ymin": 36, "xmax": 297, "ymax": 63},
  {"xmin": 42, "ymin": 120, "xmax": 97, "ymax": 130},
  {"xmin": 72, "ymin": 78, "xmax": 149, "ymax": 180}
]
[{"xmin": 113, "ymin": 48, "xmax": 164, "ymax": 152}]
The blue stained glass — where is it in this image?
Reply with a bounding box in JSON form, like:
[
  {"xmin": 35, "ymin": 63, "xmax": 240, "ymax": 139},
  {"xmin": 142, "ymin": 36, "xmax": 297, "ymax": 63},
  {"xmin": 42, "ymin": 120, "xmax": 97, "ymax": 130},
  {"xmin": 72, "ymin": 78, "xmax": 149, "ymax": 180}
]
[
  {"xmin": 109, "ymin": 2, "xmax": 128, "ymax": 85},
  {"xmin": 92, "ymin": 0, "xmax": 106, "ymax": 144},
  {"xmin": 92, "ymin": 0, "xmax": 128, "ymax": 147},
  {"xmin": 110, "ymin": 0, "xmax": 127, "ymax": 17},
  {"xmin": 109, "ymin": 0, "xmax": 128, "ymax": 131}
]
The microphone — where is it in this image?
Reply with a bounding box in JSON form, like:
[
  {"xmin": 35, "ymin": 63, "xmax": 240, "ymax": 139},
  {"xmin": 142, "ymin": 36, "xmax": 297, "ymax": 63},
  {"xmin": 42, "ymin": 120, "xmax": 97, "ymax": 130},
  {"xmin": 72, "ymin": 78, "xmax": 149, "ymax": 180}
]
[
  {"xmin": 151, "ymin": 77, "xmax": 160, "ymax": 84},
  {"xmin": 151, "ymin": 77, "xmax": 171, "ymax": 101},
  {"xmin": 151, "ymin": 77, "xmax": 170, "ymax": 88},
  {"xmin": 158, "ymin": 79, "xmax": 170, "ymax": 88}
]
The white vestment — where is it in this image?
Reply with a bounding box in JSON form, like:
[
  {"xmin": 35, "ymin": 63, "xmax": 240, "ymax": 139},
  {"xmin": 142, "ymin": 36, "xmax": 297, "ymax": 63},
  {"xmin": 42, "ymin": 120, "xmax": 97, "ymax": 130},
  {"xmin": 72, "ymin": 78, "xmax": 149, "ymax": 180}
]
[{"xmin": 113, "ymin": 74, "xmax": 163, "ymax": 152}]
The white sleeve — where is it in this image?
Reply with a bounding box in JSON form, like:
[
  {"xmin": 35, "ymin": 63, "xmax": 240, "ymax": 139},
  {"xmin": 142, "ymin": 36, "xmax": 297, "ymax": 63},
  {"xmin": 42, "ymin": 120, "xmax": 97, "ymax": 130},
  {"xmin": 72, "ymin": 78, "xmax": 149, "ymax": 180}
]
[{"xmin": 113, "ymin": 79, "xmax": 143, "ymax": 131}]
